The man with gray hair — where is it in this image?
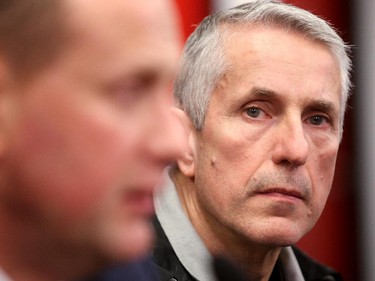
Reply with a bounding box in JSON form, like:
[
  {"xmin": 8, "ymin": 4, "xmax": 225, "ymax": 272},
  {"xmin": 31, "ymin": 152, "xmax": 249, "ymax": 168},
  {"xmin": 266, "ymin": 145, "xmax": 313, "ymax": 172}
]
[{"xmin": 152, "ymin": 1, "xmax": 351, "ymax": 280}]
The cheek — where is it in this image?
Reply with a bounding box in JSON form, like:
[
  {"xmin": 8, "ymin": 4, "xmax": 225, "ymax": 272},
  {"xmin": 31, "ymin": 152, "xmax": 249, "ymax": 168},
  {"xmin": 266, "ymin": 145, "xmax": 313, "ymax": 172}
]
[
  {"xmin": 197, "ymin": 125, "xmax": 261, "ymax": 181},
  {"xmin": 310, "ymin": 145, "xmax": 339, "ymax": 215},
  {"xmin": 195, "ymin": 136, "xmax": 253, "ymax": 210},
  {"xmin": 7, "ymin": 105, "xmax": 136, "ymax": 220}
]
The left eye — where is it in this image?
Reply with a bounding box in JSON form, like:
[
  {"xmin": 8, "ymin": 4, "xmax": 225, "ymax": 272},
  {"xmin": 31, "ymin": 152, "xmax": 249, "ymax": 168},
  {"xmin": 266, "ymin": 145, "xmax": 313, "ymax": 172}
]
[
  {"xmin": 246, "ymin": 107, "xmax": 262, "ymax": 118},
  {"xmin": 309, "ymin": 115, "xmax": 328, "ymax": 126}
]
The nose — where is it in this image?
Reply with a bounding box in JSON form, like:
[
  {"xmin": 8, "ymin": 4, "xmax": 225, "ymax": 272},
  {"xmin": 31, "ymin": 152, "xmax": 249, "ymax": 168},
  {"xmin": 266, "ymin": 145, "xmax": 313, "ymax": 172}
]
[{"xmin": 271, "ymin": 117, "xmax": 309, "ymax": 167}]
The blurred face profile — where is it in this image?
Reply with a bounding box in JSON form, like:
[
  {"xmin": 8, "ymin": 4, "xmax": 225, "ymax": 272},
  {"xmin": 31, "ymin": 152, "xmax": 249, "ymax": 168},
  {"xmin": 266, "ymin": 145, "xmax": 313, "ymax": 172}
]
[{"xmin": 0, "ymin": 0, "xmax": 183, "ymax": 262}]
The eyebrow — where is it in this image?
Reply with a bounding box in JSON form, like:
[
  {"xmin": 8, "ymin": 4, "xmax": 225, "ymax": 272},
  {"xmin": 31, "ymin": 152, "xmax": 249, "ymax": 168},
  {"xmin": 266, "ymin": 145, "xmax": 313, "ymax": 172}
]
[
  {"xmin": 248, "ymin": 87, "xmax": 278, "ymax": 98},
  {"xmin": 247, "ymin": 87, "xmax": 338, "ymax": 115},
  {"xmin": 305, "ymin": 100, "xmax": 337, "ymax": 117},
  {"xmin": 232, "ymin": 87, "xmax": 278, "ymax": 108}
]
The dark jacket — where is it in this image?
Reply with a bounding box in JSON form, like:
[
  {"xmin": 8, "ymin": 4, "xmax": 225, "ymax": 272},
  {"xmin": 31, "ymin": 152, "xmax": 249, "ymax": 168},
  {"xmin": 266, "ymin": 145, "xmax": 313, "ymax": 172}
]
[
  {"xmin": 82, "ymin": 257, "xmax": 160, "ymax": 281},
  {"xmin": 152, "ymin": 217, "xmax": 343, "ymax": 281}
]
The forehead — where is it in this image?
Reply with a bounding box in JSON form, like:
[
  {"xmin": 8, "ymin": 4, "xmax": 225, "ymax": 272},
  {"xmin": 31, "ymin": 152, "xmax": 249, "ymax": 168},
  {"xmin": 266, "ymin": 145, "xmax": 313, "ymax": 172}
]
[
  {"xmin": 63, "ymin": 0, "xmax": 180, "ymax": 57},
  {"xmin": 47, "ymin": 0, "xmax": 181, "ymax": 82},
  {"xmin": 221, "ymin": 24, "xmax": 339, "ymax": 75},
  {"xmin": 67, "ymin": 0, "xmax": 177, "ymax": 33},
  {"xmin": 214, "ymin": 24, "xmax": 341, "ymax": 108}
]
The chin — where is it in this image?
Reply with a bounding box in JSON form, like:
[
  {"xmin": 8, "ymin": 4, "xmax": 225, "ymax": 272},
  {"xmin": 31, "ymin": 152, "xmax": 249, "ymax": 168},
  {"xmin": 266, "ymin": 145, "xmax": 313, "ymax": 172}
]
[
  {"xmin": 267, "ymin": 234, "xmax": 302, "ymax": 247},
  {"xmin": 102, "ymin": 220, "xmax": 155, "ymax": 262},
  {"xmin": 249, "ymin": 232, "xmax": 302, "ymax": 248},
  {"xmin": 246, "ymin": 221, "xmax": 308, "ymax": 247}
]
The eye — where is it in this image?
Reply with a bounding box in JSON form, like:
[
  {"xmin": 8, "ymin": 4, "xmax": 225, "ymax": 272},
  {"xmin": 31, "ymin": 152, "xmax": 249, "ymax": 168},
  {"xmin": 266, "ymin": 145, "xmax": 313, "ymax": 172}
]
[
  {"xmin": 112, "ymin": 82, "xmax": 143, "ymax": 106},
  {"xmin": 246, "ymin": 107, "xmax": 260, "ymax": 118},
  {"xmin": 308, "ymin": 115, "xmax": 329, "ymax": 126},
  {"xmin": 109, "ymin": 74, "xmax": 158, "ymax": 108},
  {"xmin": 245, "ymin": 106, "xmax": 269, "ymax": 119}
]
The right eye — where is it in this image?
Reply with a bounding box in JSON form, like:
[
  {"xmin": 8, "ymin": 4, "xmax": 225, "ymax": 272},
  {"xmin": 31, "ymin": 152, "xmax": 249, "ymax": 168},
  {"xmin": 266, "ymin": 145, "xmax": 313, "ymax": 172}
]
[{"xmin": 245, "ymin": 106, "xmax": 268, "ymax": 119}]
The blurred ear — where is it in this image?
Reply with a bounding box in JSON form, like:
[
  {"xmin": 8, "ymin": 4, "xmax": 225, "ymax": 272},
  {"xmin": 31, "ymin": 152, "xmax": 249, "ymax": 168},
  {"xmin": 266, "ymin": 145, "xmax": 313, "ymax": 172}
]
[{"xmin": 170, "ymin": 107, "xmax": 196, "ymax": 178}]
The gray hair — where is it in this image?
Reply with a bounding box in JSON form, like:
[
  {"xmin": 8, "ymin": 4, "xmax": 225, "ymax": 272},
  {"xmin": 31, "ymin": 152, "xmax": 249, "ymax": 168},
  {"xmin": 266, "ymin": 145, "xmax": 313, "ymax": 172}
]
[{"xmin": 174, "ymin": 0, "xmax": 352, "ymax": 134}]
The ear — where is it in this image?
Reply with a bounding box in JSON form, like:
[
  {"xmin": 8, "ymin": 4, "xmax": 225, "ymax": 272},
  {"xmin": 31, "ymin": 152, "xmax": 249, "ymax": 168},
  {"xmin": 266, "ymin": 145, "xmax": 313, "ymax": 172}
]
[{"xmin": 170, "ymin": 107, "xmax": 196, "ymax": 178}]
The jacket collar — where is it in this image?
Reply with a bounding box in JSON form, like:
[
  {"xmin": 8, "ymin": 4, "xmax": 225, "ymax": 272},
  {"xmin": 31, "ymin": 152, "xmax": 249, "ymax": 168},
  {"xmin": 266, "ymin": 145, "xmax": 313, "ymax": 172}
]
[{"xmin": 154, "ymin": 169, "xmax": 305, "ymax": 281}]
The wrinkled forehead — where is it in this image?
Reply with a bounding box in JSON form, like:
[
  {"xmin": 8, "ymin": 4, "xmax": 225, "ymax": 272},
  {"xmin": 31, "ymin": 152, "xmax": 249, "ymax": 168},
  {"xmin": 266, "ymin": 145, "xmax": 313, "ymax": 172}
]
[
  {"xmin": 214, "ymin": 24, "xmax": 341, "ymax": 111},
  {"xmin": 219, "ymin": 23, "xmax": 341, "ymax": 90}
]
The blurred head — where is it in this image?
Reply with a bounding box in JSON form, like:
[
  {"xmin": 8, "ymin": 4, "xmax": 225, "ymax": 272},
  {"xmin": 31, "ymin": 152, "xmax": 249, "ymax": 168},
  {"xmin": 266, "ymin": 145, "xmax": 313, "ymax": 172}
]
[
  {"xmin": 174, "ymin": 0, "xmax": 351, "ymax": 251},
  {"xmin": 0, "ymin": 0, "xmax": 68, "ymax": 80},
  {"xmin": 0, "ymin": 0, "xmax": 184, "ymax": 275}
]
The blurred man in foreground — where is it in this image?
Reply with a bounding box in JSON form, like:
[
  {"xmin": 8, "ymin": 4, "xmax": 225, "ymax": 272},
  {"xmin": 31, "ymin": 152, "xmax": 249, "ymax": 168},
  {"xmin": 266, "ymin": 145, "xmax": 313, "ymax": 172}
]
[{"xmin": 0, "ymin": 0, "xmax": 184, "ymax": 280}]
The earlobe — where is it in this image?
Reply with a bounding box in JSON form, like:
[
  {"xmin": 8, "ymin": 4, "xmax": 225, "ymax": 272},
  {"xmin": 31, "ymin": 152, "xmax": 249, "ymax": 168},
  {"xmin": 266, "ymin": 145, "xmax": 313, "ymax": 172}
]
[
  {"xmin": 170, "ymin": 107, "xmax": 196, "ymax": 178},
  {"xmin": 177, "ymin": 131, "xmax": 196, "ymax": 177}
]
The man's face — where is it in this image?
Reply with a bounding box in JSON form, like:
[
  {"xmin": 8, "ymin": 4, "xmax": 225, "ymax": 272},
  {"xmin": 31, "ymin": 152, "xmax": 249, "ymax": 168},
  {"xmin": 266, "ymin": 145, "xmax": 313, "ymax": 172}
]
[
  {"xmin": 0, "ymin": 0, "xmax": 183, "ymax": 262},
  {"xmin": 191, "ymin": 26, "xmax": 342, "ymax": 246}
]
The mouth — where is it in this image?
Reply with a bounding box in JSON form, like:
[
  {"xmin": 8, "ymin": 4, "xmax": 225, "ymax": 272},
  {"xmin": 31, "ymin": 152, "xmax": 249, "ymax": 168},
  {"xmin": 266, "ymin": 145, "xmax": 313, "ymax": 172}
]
[
  {"xmin": 123, "ymin": 189, "xmax": 155, "ymax": 216},
  {"xmin": 256, "ymin": 188, "xmax": 304, "ymax": 201}
]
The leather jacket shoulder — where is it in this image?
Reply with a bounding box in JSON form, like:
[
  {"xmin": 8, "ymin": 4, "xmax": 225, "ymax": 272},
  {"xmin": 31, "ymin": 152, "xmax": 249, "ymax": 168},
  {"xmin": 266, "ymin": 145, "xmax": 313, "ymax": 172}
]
[
  {"xmin": 152, "ymin": 216, "xmax": 343, "ymax": 281},
  {"xmin": 152, "ymin": 217, "xmax": 197, "ymax": 281}
]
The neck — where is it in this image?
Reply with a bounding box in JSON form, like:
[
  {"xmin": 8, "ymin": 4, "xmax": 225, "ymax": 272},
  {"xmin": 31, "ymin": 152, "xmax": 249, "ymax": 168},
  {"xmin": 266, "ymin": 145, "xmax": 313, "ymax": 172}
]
[{"xmin": 172, "ymin": 170, "xmax": 282, "ymax": 281}]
